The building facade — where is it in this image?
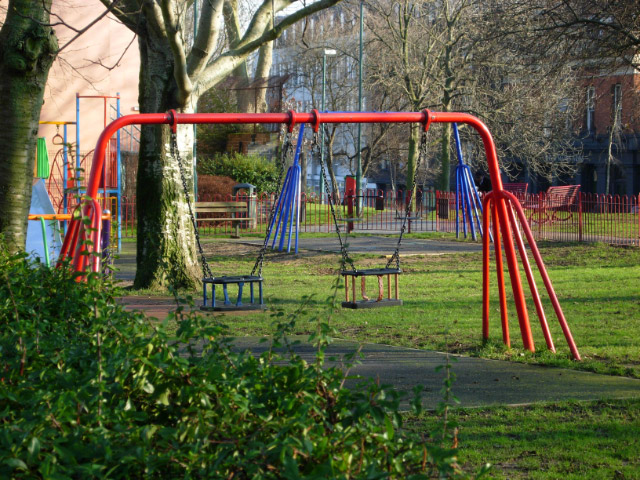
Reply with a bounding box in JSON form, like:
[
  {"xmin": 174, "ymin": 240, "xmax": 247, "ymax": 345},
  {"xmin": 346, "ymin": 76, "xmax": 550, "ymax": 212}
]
[{"xmin": 575, "ymin": 66, "xmax": 640, "ymax": 195}]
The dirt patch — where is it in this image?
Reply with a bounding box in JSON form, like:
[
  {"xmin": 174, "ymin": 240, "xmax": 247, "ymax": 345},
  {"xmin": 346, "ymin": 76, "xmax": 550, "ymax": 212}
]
[{"xmin": 202, "ymin": 241, "xmax": 261, "ymax": 257}]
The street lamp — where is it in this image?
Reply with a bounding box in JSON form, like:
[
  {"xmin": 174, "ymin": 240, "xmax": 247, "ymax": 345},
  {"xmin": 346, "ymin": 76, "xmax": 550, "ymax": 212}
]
[
  {"xmin": 356, "ymin": 0, "xmax": 364, "ymax": 215},
  {"xmin": 319, "ymin": 48, "xmax": 336, "ymax": 202}
]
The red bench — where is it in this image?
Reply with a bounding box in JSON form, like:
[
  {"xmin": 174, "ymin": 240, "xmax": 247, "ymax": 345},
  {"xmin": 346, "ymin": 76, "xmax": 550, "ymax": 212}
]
[
  {"xmin": 502, "ymin": 183, "xmax": 528, "ymax": 204},
  {"xmin": 526, "ymin": 185, "xmax": 580, "ymax": 224}
]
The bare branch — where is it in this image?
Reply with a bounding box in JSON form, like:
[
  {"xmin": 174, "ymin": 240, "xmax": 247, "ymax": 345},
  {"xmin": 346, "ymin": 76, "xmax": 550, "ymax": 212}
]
[
  {"xmin": 84, "ymin": 32, "xmax": 137, "ymax": 71},
  {"xmin": 187, "ymin": 0, "xmax": 224, "ymax": 78},
  {"xmin": 161, "ymin": 0, "xmax": 193, "ymax": 103}
]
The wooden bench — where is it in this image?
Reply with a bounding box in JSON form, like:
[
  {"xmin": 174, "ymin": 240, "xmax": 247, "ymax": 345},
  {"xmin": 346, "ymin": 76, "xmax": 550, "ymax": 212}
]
[
  {"xmin": 194, "ymin": 201, "xmax": 252, "ymax": 238},
  {"xmin": 526, "ymin": 185, "xmax": 580, "ymax": 224}
]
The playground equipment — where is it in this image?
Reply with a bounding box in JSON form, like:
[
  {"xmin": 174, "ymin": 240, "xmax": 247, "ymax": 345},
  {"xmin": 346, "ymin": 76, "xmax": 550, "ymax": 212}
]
[
  {"xmin": 172, "ymin": 123, "xmax": 271, "ymax": 312},
  {"xmin": 265, "ymin": 124, "xmax": 305, "ymax": 253},
  {"xmin": 453, "ymin": 123, "xmax": 484, "ymax": 240},
  {"xmin": 76, "ymin": 93, "xmax": 122, "ymax": 251},
  {"xmin": 60, "ymin": 109, "xmax": 581, "ymax": 360},
  {"xmin": 316, "ymin": 122, "xmax": 428, "ymax": 309},
  {"xmin": 40, "ymin": 121, "xmax": 76, "ymax": 216}
]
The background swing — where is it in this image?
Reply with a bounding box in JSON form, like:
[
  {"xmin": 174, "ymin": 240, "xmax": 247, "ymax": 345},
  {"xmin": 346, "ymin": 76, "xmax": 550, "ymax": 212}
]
[
  {"xmin": 172, "ymin": 122, "xmax": 297, "ymax": 311},
  {"xmin": 315, "ymin": 119, "xmax": 429, "ymax": 309}
]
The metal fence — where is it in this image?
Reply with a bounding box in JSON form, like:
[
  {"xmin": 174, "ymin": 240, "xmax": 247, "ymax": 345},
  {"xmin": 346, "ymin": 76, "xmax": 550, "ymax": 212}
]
[{"xmin": 119, "ymin": 189, "xmax": 640, "ymax": 247}]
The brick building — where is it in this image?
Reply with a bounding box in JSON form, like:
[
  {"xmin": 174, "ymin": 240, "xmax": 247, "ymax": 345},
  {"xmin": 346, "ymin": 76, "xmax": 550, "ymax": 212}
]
[{"xmin": 574, "ymin": 66, "xmax": 640, "ymax": 195}]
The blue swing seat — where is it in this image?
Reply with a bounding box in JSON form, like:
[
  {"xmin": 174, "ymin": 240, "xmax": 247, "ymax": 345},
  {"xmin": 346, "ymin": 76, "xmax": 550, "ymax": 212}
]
[{"xmin": 201, "ymin": 275, "xmax": 266, "ymax": 312}]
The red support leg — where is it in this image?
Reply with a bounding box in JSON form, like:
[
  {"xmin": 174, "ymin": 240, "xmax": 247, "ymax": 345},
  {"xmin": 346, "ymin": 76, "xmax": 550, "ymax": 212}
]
[
  {"xmin": 491, "ymin": 200, "xmax": 510, "ymax": 348},
  {"xmin": 482, "ymin": 195, "xmax": 492, "ymax": 341}
]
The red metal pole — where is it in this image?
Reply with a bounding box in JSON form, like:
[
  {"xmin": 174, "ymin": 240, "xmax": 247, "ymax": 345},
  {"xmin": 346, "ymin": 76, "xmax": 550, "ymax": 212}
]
[
  {"xmin": 578, "ymin": 191, "xmax": 583, "ymax": 242},
  {"xmin": 492, "ymin": 200, "xmax": 510, "ymax": 348},
  {"xmin": 482, "ymin": 194, "xmax": 492, "ymax": 341}
]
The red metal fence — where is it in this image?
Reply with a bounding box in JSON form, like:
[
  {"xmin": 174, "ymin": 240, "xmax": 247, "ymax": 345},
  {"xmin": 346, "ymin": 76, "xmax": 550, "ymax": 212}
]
[{"xmin": 119, "ymin": 190, "xmax": 640, "ymax": 247}]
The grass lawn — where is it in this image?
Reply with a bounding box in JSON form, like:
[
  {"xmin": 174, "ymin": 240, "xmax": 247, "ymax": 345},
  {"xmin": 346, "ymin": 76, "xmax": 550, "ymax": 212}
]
[{"xmin": 407, "ymin": 399, "xmax": 640, "ymax": 479}]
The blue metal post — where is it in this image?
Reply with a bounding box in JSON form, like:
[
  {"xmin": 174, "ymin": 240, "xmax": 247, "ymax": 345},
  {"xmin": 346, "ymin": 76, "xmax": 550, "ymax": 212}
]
[
  {"xmin": 75, "ymin": 94, "xmax": 81, "ymax": 183},
  {"xmin": 116, "ymin": 93, "xmax": 122, "ymax": 252},
  {"xmin": 277, "ymin": 171, "xmax": 295, "ymax": 251},
  {"xmin": 270, "ymin": 168, "xmax": 293, "ymax": 249},
  {"xmin": 286, "ymin": 166, "xmax": 300, "ymax": 252},
  {"xmin": 294, "ymin": 165, "xmax": 301, "ymax": 253}
]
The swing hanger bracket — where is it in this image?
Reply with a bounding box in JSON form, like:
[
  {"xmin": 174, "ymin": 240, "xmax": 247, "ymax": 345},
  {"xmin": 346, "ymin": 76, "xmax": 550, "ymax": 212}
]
[
  {"xmin": 311, "ymin": 109, "xmax": 321, "ymax": 133},
  {"xmin": 168, "ymin": 109, "xmax": 179, "ymax": 134},
  {"xmin": 421, "ymin": 108, "xmax": 433, "ymax": 133},
  {"xmin": 286, "ymin": 110, "xmax": 298, "ymax": 133}
]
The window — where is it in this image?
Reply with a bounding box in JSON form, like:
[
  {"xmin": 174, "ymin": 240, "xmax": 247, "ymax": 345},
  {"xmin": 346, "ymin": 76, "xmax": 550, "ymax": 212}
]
[
  {"xmin": 613, "ymin": 83, "xmax": 622, "ymax": 126},
  {"xmin": 586, "ymin": 86, "xmax": 595, "ymax": 133}
]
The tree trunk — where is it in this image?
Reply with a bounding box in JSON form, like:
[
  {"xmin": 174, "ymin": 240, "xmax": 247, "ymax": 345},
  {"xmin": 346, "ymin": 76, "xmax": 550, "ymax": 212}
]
[
  {"xmin": 0, "ymin": 0, "xmax": 57, "ymax": 252},
  {"xmin": 254, "ymin": 42, "xmax": 274, "ymax": 114},
  {"xmin": 134, "ymin": 32, "xmax": 200, "ymax": 289}
]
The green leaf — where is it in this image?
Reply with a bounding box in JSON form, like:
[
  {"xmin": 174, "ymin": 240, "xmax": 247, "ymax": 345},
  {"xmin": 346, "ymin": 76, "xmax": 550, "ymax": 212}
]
[
  {"xmin": 27, "ymin": 437, "xmax": 40, "ymax": 456},
  {"xmin": 157, "ymin": 390, "xmax": 170, "ymax": 406},
  {"xmin": 5, "ymin": 458, "xmax": 28, "ymax": 471},
  {"xmin": 142, "ymin": 380, "xmax": 155, "ymax": 394},
  {"xmin": 385, "ymin": 416, "xmax": 395, "ymax": 440}
]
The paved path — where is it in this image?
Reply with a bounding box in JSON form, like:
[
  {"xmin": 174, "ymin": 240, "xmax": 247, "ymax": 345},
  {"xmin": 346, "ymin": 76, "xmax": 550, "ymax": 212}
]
[
  {"xmin": 240, "ymin": 235, "xmax": 483, "ymax": 256},
  {"xmin": 236, "ymin": 336, "xmax": 640, "ymax": 410}
]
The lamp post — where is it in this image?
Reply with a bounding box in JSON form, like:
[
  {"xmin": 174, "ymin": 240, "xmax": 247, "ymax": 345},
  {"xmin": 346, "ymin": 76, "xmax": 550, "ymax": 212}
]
[
  {"xmin": 319, "ymin": 48, "xmax": 336, "ymax": 202},
  {"xmin": 356, "ymin": 0, "xmax": 364, "ymax": 215}
]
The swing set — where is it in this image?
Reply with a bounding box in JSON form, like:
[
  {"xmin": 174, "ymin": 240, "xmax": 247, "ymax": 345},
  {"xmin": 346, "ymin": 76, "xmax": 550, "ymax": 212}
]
[{"xmin": 59, "ymin": 109, "xmax": 581, "ymax": 360}]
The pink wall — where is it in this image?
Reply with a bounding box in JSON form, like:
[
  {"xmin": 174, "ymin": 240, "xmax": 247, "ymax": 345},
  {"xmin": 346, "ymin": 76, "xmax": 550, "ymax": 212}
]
[{"xmin": 36, "ymin": 1, "xmax": 140, "ymax": 157}]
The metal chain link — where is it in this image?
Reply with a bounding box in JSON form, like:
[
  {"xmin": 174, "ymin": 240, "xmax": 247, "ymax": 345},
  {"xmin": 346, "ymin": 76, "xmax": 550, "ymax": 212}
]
[
  {"xmin": 313, "ymin": 132, "xmax": 356, "ymax": 272},
  {"xmin": 251, "ymin": 131, "xmax": 291, "ymax": 277},
  {"xmin": 171, "ymin": 131, "xmax": 214, "ymax": 279},
  {"xmin": 386, "ymin": 129, "xmax": 428, "ymax": 269}
]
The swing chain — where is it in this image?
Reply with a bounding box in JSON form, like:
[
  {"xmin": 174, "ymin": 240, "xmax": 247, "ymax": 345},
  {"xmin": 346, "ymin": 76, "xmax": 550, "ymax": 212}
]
[
  {"xmin": 386, "ymin": 129, "xmax": 428, "ymax": 269},
  {"xmin": 251, "ymin": 130, "xmax": 292, "ymax": 277},
  {"xmin": 312, "ymin": 132, "xmax": 355, "ymax": 272},
  {"xmin": 171, "ymin": 130, "xmax": 213, "ymax": 279}
]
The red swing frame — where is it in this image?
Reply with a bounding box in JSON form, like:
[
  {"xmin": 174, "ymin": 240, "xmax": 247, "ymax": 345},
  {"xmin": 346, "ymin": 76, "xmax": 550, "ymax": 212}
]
[{"xmin": 58, "ymin": 109, "xmax": 581, "ymax": 360}]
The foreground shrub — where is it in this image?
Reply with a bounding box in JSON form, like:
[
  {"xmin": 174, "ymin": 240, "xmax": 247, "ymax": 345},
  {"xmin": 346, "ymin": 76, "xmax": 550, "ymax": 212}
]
[
  {"xmin": 0, "ymin": 250, "xmax": 486, "ymax": 478},
  {"xmin": 197, "ymin": 152, "xmax": 278, "ymax": 193}
]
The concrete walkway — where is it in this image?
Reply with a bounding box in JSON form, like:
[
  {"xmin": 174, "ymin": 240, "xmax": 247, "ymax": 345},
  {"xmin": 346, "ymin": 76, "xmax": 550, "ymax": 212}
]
[
  {"xmin": 240, "ymin": 235, "xmax": 484, "ymax": 256},
  {"xmin": 234, "ymin": 337, "xmax": 640, "ymax": 410}
]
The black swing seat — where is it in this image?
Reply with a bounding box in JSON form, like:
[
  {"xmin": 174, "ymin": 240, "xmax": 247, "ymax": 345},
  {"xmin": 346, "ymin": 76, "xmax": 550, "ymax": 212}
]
[
  {"xmin": 201, "ymin": 275, "xmax": 266, "ymax": 312},
  {"xmin": 341, "ymin": 268, "xmax": 403, "ymax": 309},
  {"xmin": 340, "ymin": 268, "xmax": 402, "ymax": 277}
]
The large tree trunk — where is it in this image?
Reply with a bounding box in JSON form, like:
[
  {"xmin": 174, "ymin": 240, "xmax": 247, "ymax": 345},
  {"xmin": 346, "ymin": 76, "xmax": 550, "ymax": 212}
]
[
  {"xmin": 0, "ymin": 0, "xmax": 57, "ymax": 252},
  {"xmin": 254, "ymin": 42, "xmax": 274, "ymax": 114},
  {"xmin": 134, "ymin": 32, "xmax": 200, "ymax": 289}
]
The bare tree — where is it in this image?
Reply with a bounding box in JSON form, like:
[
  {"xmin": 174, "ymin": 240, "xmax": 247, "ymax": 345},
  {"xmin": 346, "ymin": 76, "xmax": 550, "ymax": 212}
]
[
  {"xmin": 102, "ymin": 0, "xmax": 344, "ymax": 288},
  {"xmin": 365, "ymin": 0, "xmax": 581, "ymax": 196}
]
